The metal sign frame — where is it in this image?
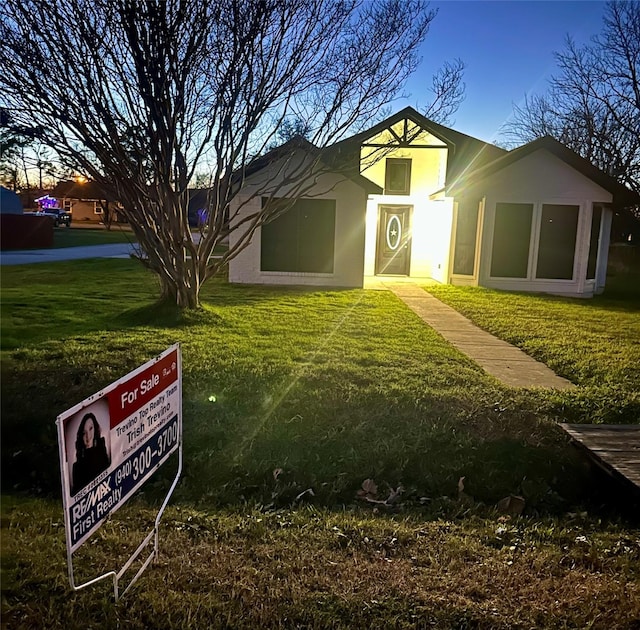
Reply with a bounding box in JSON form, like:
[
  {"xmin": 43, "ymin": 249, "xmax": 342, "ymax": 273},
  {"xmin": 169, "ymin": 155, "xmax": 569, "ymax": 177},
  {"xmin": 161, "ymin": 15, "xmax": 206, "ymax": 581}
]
[{"xmin": 56, "ymin": 344, "xmax": 182, "ymax": 601}]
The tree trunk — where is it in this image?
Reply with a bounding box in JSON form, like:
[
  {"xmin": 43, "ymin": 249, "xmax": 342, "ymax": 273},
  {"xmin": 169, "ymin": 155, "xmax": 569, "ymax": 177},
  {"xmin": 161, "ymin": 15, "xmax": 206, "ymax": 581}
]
[
  {"xmin": 158, "ymin": 276, "xmax": 201, "ymax": 309},
  {"xmin": 156, "ymin": 258, "xmax": 202, "ymax": 310}
]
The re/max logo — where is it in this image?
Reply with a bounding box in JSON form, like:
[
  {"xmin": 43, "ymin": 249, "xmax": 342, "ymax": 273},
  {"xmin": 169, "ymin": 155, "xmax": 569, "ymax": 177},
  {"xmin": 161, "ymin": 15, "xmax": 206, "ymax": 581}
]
[{"xmin": 71, "ymin": 478, "xmax": 111, "ymax": 521}]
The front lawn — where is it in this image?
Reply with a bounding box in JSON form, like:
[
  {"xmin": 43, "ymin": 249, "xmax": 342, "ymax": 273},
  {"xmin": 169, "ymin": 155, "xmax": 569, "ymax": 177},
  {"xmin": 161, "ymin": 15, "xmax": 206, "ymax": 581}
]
[
  {"xmin": 1, "ymin": 260, "xmax": 639, "ymax": 628},
  {"xmin": 426, "ymin": 283, "xmax": 640, "ymax": 424}
]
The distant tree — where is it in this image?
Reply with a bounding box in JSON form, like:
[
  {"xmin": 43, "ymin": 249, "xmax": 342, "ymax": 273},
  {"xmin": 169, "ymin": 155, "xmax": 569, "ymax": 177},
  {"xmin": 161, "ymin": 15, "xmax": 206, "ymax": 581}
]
[
  {"xmin": 0, "ymin": 123, "xmax": 31, "ymax": 191},
  {"xmin": 267, "ymin": 117, "xmax": 313, "ymax": 151},
  {"xmin": 0, "ymin": 0, "xmax": 436, "ymax": 309},
  {"xmin": 503, "ymin": 1, "xmax": 640, "ymax": 202},
  {"xmin": 1, "ymin": 111, "xmax": 62, "ymax": 191}
]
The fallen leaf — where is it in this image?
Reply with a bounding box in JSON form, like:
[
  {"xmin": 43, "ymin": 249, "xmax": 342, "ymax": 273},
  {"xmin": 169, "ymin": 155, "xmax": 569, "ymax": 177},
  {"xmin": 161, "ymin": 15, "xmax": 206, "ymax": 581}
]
[
  {"xmin": 362, "ymin": 478, "xmax": 378, "ymax": 496},
  {"xmin": 496, "ymin": 495, "xmax": 525, "ymax": 516}
]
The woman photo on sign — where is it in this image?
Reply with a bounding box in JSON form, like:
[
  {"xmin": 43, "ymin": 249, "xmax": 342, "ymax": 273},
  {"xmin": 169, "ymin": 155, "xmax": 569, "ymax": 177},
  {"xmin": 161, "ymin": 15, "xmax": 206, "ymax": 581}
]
[{"xmin": 72, "ymin": 412, "xmax": 110, "ymax": 495}]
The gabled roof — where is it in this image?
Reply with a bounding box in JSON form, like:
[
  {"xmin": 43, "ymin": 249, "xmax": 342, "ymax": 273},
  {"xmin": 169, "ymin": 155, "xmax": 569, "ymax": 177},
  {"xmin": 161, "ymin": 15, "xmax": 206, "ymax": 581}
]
[
  {"xmin": 447, "ymin": 135, "xmax": 640, "ymax": 208},
  {"xmin": 325, "ymin": 106, "xmax": 507, "ymax": 184},
  {"xmin": 237, "ymin": 135, "xmax": 382, "ymax": 194},
  {"xmin": 52, "ymin": 180, "xmax": 114, "ymax": 201}
]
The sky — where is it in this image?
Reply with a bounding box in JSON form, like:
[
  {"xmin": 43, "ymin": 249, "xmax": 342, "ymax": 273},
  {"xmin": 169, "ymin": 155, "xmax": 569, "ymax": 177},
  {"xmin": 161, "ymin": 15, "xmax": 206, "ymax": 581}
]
[{"xmin": 400, "ymin": 0, "xmax": 608, "ymax": 144}]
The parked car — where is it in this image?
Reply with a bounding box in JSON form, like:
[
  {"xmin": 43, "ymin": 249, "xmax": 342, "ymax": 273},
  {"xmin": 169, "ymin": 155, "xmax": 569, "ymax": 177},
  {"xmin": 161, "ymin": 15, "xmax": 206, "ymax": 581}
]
[{"xmin": 34, "ymin": 208, "xmax": 72, "ymax": 227}]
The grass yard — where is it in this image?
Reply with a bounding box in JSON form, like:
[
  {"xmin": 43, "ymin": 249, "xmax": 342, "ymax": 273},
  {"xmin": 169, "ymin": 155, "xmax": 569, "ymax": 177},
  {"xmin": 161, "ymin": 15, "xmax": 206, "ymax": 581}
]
[
  {"xmin": 52, "ymin": 226, "xmax": 137, "ymax": 248},
  {"xmin": 1, "ymin": 260, "xmax": 639, "ymax": 628},
  {"xmin": 425, "ymin": 282, "xmax": 640, "ymax": 424}
]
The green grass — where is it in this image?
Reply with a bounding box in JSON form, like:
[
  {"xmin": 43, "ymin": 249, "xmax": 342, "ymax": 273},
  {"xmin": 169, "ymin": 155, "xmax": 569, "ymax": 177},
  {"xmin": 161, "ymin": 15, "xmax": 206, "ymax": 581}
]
[
  {"xmin": 425, "ymin": 282, "xmax": 640, "ymax": 424},
  {"xmin": 1, "ymin": 261, "xmax": 639, "ymax": 627},
  {"xmin": 52, "ymin": 226, "xmax": 137, "ymax": 248},
  {"xmin": 2, "ymin": 496, "xmax": 639, "ymax": 629},
  {"xmin": 1, "ymin": 259, "xmax": 587, "ymax": 507}
]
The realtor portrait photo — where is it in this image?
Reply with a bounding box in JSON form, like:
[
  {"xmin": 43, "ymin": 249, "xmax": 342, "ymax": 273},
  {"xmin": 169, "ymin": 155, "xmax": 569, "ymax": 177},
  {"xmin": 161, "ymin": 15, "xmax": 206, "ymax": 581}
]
[{"xmin": 64, "ymin": 399, "xmax": 111, "ymax": 497}]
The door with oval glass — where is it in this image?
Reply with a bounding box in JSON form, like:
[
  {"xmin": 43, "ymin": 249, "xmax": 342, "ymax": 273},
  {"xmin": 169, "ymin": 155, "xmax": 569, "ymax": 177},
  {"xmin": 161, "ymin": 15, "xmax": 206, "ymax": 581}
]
[{"xmin": 375, "ymin": 205, "xmax": 412, "ymax": 275}]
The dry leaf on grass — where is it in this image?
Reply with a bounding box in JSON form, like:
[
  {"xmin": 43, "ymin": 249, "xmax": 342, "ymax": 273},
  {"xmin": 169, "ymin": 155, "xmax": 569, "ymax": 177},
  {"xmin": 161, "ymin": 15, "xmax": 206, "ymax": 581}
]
[{"xmin": 496, "ymin": 495, "xmax": 526, "ymax": 516}]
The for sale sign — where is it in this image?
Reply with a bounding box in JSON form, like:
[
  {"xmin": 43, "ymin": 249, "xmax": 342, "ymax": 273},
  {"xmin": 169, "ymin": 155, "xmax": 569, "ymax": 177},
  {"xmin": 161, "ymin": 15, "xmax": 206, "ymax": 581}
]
[{"xmin": 57, "ymin": 345, "xmax": 181, "ymax": 554}]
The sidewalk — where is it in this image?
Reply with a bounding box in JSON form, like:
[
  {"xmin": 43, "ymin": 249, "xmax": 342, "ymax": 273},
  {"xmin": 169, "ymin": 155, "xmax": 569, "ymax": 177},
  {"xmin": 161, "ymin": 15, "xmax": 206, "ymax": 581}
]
[
  {"xmin": 0, "ymin": 243, "xmax": 137, "ymax": 265},
  {"xmin": 381, "ymin": 281, "xmax": 575, "ymax": 390}
]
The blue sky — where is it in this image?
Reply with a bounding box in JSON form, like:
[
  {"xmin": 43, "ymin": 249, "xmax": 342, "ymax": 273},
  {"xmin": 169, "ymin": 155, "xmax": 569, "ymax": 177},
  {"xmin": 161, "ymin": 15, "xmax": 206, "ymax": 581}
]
[{"xmin": 400, "ymin": 1, "xmax": 607, "ymax": 144}]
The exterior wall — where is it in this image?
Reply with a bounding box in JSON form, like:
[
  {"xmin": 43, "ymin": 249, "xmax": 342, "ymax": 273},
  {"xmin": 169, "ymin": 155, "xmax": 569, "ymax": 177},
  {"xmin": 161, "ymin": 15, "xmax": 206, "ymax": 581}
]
[
  {"xmin": 363, "ymin": 196, "xmax": 454, "ymax": 282},
  {"xmin": 228, "ymin": 162, "xmax": 368, "ymax": 288},
  {"xmin": 360, "ymin": 124, "xmax": 452, "ymax": 280},
  {"xmin": 61, "ymin": 198, "xmax": 103, "ymax": 223},
  {"xmin": 458, "ymin": 150, "xmax": 613, "ymax": 297},
  {"xmin": 360, "ymin": 126, "xmax": 447, "ymax": 194}
]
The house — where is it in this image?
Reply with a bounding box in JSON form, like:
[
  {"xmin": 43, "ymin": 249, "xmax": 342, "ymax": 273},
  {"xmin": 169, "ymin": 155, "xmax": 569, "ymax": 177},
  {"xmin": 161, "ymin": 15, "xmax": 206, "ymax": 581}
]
[
  {"xmin": 51, "ymin": 180, "xmax": 125, "ymax": 224},
  {"xmin": 228, "ymin": 107, "xmax": 638, "ymax": 296}
]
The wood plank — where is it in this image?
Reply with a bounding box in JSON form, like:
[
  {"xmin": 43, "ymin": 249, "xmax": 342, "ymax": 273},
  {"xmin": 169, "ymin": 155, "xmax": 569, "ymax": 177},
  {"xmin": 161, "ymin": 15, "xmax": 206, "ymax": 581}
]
[{"xmin": 560, "ymin": 423, "xmax": 640, "ymax": 491}]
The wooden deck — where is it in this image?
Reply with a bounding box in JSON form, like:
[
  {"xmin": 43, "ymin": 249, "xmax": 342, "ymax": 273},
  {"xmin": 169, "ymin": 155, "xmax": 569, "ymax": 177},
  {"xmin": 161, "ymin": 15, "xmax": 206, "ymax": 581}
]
[{"xmin": 561, "ymin": 424, "xmax": 640, "ymax": 491}]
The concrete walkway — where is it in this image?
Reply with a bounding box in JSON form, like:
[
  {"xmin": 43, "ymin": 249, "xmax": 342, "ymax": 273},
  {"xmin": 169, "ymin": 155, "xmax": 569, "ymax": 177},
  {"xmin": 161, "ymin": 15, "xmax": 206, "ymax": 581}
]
[{"xmin": 379, "ymin": 280, "xmax": 575, "ymax": 390}]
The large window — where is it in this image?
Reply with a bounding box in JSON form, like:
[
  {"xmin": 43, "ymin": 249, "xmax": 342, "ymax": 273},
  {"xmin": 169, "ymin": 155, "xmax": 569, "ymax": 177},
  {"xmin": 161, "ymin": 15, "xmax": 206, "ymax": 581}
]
[
  {"xmin": 535, "ymin": 204, "xmax": 579, "ymax": 279},
  {"xmin": 490, "ymin": 203, "xmax": 533, "ymax": 278},
  {"xmin": 452, "ymin": 199, "xmax": 480, "ymax": 276},
  {"xmin": 586, "ymin": 205, "xmax": 602, "ymax": 280},
  {"xmin": 384, "ymin": 158, "xmax": 411, "ymax": 195},
  {"xmin": 260, "ymin": 198, "xmax": 336, "ymax": 273}
]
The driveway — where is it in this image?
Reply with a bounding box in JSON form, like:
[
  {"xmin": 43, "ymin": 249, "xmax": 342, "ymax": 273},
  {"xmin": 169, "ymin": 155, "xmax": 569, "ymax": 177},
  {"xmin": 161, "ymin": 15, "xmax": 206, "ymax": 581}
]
[{"xmin": 0, "ymin": 243, "xmax": 138, "ymax": 265}]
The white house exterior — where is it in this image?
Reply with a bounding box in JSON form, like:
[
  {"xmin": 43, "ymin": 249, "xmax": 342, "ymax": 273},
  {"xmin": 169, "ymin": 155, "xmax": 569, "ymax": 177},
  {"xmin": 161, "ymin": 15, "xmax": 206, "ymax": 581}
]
[
  {"xmin": 228, "ymin": 108, "xmax": 638, "ymax": 296},
  {"xmin": 228, "ymin": 147, "xmax": 381, "ymax": 287},
  {"xmin": 449, "ymin": 142, "xmax": 616, "ymax": 296}
]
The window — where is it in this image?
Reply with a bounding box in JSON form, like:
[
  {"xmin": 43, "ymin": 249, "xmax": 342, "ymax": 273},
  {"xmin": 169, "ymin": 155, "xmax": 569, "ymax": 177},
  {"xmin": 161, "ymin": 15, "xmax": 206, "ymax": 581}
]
[
  {"xmin": 453, "ymin": 199, "xmax": 480, "ymax": 276},
  {"xmin": 384, "ymin": 158, "xmax": 411, "ymax": 195},
  {"xmin": 490, "ymin": 203, "xmax": 533, "ymax": 278},
  {"xmin": 63, "ymin": 199, "xmax": 72, "ymax": 210},
  {"xmin": 535, "ymin": 204, "xmax": 579, "ymax": 279},
  {"xmin": 586, "ymin": 205, "xmax": 602, "ymax": 280},
  {"xmin": 94, "ymin": 201, "xmax": 103, "ymax": 214},
  {"xmin": 261, "ymin": 198, "xmax": 336, "ymax": 273}
]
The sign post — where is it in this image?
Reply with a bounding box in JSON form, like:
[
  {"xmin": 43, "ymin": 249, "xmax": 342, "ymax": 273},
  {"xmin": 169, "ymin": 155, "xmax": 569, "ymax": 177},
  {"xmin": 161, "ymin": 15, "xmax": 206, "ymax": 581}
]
[{"xmin": 56, "ymin": 344, "xmax": 182, "ymax": 600}]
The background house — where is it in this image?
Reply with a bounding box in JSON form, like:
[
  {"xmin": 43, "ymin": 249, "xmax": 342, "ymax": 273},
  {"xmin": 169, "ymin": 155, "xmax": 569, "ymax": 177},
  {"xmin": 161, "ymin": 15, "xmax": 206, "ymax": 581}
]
[
  {"xmin": 51, "ymin": 180, "xmax": 125, "ymax": 224},
  {"xmin": 228, "ymin": 107, "xmax": 639, "ymax": 296}
]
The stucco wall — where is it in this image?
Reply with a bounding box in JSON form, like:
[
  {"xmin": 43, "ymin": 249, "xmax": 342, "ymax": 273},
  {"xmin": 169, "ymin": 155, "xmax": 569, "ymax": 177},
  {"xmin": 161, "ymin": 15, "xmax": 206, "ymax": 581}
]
[
  {"xmin": 359, "ymin": 126, "xmax": 452, "ymax": 280},
  {"xmin": 363, "ymin": 197, "xmax": 453, "ymax": 281},
  {"xmin": 360, "ymin": 127, "xmax": 447, "ymax": 196}
]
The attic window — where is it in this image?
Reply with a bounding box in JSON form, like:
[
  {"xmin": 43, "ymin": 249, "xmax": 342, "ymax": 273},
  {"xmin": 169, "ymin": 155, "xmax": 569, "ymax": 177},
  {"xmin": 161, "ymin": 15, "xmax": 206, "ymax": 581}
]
[{"xmin": 384, "ymin": 158, "xmax": 411, "ymax": 195}]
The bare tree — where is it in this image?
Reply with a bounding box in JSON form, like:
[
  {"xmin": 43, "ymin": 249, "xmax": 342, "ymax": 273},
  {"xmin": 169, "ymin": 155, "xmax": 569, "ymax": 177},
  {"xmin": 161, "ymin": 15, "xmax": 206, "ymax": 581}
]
[
  {"xmin": 503, "ymin": 1, "xmax": 640, "ymax": 198},
  {"xmin": 421, "ymin": 58, "xmax": 465, "ymax": 125},
  {"xmin": 0, "ymin": 0, "xmax": 437, "ymax": 308}
]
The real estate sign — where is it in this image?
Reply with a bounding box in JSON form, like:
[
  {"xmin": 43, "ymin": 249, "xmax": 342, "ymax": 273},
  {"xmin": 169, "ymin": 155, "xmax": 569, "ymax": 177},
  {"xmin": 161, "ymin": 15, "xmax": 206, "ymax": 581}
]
[{"xmin": 57, "ymin": 345, "xmax": 182, "ymax": 554}]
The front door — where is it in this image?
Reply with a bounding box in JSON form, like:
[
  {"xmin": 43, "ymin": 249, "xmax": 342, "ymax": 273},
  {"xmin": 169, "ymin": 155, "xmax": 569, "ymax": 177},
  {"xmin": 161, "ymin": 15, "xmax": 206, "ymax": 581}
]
[{"xmin": 375, "ymin": 205, "xmax": 412, "ymax": 275}]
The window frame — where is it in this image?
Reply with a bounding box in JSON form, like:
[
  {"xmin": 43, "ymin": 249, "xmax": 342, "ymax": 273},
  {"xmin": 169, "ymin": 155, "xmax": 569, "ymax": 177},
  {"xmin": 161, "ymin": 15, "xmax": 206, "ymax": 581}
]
[
  {"xmin": 260, "ymin": 197, "xmax": 336, "ymax": 274},
  {"xmin": 384, "ymin": 158, "xmax": 412, "ymax": 195},
  {"xmin": 489, "ymin": 200, "xmax": 583, "ymax": 282}
]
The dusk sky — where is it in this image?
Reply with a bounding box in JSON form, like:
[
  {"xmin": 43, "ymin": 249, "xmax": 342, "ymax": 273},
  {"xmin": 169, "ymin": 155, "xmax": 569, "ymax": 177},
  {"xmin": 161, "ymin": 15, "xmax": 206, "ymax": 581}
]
[{"xmin": 401, "ymin": 1, "xmax": 608, "ymax": 144}]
